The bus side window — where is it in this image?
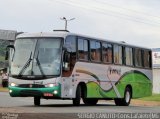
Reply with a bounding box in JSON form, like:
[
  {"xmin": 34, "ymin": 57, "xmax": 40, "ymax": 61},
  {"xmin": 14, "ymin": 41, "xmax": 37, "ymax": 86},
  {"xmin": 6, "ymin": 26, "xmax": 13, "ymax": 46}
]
[
  {"xmin": 135, "ymin": 48, "xmax": 142, "ymax": 67},
  {"xmin": 78, "ymin": 38, "xmax": 89, "ymax": 61},
  {"xmin": 125, "ymin": 47, "xmax": 133, "ymax": 66},
  {"xmin": 102, "ymin": 43, "xmax": 113, "ymax": 63},
  {"xmin": 114, "ymin": 44, "xmax": 122, "ymax": 65},
  {"xmin": 90, "ymin": 40, "xmax": 101, "ymax": 62},
  {"xmin": 62, "ymin": 36, "xmax": 77, "ymax": 77},
  {"xmin": 143, "ymin": 50, "xmax": 151, "ymax": 68}
]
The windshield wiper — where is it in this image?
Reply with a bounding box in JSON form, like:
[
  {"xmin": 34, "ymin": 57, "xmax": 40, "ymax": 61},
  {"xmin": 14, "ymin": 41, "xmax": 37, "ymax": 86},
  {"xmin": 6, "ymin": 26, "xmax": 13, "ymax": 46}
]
[
  {"xmin": 36, "ymin": 51, "xmax": 46, "ymax": 78},
  {"xmin": 18, "ymin": 52, "xmax": 32, "ymax": 77}
]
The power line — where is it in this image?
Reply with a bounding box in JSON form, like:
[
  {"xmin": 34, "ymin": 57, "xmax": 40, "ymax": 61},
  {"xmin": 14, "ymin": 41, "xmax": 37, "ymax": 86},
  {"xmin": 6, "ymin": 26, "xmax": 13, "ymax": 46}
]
[
  {"xmin": 50, "ymin": 0, "xmax": 160, "ymax": 27},
  {"xmin": 93, "ymin": 0, "xmax": 160, "ymax": 20}
]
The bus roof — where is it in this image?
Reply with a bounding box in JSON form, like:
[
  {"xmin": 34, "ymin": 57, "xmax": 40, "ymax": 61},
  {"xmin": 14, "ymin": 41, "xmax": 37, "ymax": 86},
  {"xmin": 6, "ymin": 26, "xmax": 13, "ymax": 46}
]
[{"xmin": 17, "ymin": 31, "xmax": 151, "ymax": 50}]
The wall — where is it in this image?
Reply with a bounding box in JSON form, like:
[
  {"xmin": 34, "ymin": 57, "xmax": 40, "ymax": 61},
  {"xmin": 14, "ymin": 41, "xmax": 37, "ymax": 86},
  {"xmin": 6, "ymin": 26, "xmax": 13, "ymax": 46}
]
[{"xmin": 153, "ymin": 69, "xmax": 160, "ymax": 94}]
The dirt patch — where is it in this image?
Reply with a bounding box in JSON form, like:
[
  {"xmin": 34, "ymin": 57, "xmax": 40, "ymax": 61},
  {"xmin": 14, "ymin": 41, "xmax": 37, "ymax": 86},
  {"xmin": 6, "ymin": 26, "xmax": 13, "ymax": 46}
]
[
  {"xmin": 131, "ymin": 99, "xmax": 160, "ymax": 106},
  {"xmin": 0, "ymin": 87, "xmax": 8, "ymax": 92}
]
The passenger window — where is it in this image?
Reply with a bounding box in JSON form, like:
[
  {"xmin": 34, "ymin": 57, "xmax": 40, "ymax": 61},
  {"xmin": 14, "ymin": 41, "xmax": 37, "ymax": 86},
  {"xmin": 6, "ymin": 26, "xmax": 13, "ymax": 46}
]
[
  {"xmin": 78, "ymin": 38, "xmax": 89, "ymax": 60},
  {"xmin": 114, "ymin": 45, "xmax": 122, "ymax": 64},
  {"xmin": 125, "ymin": 47, "xmax": 133, "ymax": 66},
  {"xmin": 143, "ymin": 50, "xmax": 151, "ymax": 68},
  {"xmin": 102, "ymin": 43, "xmax": 113, "ymax": 63},
  {"xmin": 90, "ymin": 40, "xmax": 101, "ymax": 62},
  {"xmin": 135, "ymin": 48, "xmax": 142, "ymax": 67}
]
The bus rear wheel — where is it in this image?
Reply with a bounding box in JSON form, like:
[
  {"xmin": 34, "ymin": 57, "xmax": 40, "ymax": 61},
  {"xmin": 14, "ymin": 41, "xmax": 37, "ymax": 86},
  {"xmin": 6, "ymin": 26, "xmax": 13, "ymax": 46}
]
[
  {"xmin": 73, "ymin": 85, "xmax": 81, "ymax": 106},
  {"xmin": 83, "ymin": 98, "xmax": 98, "ymax": 105},
  {"xmin": 114, "ymin": 87, "xmax": 131, "ymax": 106},
  {"xmin": 34, "ymin": 97, "xmax": 41, "ymax": 106}
]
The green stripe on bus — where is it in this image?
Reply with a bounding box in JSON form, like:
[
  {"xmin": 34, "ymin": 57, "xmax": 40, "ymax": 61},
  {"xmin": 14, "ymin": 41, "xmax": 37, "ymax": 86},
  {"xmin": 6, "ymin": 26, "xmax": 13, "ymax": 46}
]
[{"xmin": 86, "ymin": 72, "xmax": 152, "ymax": 98}]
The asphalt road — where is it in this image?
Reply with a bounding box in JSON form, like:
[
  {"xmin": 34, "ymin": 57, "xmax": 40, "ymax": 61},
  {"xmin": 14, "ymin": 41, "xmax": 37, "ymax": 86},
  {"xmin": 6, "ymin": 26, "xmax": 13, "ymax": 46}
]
[{"xmin": 0, "ymin": 92, "xmax": 160, "ymax": 114}]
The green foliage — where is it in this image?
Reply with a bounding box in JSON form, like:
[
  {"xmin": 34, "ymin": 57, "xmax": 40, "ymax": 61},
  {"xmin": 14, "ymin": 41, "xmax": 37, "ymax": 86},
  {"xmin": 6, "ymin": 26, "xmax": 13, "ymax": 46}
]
[{"xmin": 0, "ymin": 40, "xmax": 10, "ymax": 68}]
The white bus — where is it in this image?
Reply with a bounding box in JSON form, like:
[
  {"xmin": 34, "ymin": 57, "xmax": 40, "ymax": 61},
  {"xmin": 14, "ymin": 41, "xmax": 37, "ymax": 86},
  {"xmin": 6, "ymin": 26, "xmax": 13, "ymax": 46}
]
[{"xmin": 7, "ymin": 31, "xmax": 152, "ymax": 106}]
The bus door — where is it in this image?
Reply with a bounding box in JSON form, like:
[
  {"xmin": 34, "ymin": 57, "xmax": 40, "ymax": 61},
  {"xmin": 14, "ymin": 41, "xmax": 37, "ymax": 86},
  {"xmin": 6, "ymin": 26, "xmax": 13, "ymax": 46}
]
[{"xmin": 61, "ymin": 51, "xmax": 76, "ymax": 98}]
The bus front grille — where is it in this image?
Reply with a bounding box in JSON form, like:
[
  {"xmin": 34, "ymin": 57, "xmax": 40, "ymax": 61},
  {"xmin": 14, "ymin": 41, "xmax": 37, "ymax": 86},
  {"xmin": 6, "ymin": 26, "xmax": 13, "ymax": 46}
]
[
  {"xmin": 20, "ymin": 90, "xmax": 42, "ymax": 97},
  {"xmin": 18, "ymin": 84, "xmax": 45, "ymax": 88}
]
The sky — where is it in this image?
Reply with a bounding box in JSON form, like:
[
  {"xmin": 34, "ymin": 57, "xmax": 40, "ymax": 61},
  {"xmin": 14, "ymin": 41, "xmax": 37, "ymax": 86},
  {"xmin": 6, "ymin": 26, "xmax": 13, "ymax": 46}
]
[{"xmin": 0, "ymin": 0, "xmax": 160, "ymax": 48}]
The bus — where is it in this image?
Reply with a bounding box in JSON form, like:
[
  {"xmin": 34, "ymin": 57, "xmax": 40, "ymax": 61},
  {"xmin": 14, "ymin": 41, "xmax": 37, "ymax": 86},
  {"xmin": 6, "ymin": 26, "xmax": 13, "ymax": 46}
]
[{"xmin": 7, "ymin": 31, "xmax": 152, "ymax": 106}]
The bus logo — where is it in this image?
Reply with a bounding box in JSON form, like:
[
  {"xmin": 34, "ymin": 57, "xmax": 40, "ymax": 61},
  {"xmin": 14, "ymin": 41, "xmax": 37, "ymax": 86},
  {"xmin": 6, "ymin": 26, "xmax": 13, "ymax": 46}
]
[
  {"xmin": 29, "ymin": 84, "xmax": 33, "ymax": 88},
  {"xmin": 108, "ymin": 66, "xmax": 121, "ymax": 75}
]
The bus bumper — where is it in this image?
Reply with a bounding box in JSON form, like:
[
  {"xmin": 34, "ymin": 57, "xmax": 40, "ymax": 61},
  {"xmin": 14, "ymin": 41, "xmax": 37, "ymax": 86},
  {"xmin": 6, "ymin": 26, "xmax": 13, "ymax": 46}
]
[{"xmin": 8, "ymin": 86, "xmax": 61, "ymax": 98}]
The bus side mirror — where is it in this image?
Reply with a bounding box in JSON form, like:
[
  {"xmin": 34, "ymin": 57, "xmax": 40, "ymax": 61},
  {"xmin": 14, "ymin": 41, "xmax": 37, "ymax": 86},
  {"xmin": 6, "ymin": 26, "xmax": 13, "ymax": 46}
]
[
  {"xmin": 62, "ymin": 46, "xmax": 67, "ymax": 51},
  {"xmin": 63, "ymin": 52, "xmax": 70, "ymax": 71},
  {"xmin": 63, "ymin": 44, "xmax": 72, "ymax": 52},
  {"xmin": 5, "ymin": 50, "xmax": 9, "ymax": 60},
  {"xmin": 5, "ymin": 45, "xmax": 15, "ymax": 60}
]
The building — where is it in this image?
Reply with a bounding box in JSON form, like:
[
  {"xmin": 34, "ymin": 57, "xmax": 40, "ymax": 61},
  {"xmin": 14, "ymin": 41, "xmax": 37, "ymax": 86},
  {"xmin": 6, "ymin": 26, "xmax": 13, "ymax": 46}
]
[
  {"xmin": 0, "ymin": 29, "xmax": 17, "ymax": 41},
  {"xmin": 152, "ymin": 48, "xmax": 160, "ymax": 94}
]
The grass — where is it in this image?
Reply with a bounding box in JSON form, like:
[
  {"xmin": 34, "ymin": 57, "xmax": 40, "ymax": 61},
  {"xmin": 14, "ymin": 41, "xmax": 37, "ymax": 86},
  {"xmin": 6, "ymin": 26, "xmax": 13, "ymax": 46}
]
[
  {"xmin": 138, "ymin": 94, "xmax": 160, "ymax": 102},
  {"xmin": 0, "ymin": 87, "xmax": 8, "ymax": 92},
  {"xmin": 0, "ymin": 55, "xmax": 5, "ymax": 61}
]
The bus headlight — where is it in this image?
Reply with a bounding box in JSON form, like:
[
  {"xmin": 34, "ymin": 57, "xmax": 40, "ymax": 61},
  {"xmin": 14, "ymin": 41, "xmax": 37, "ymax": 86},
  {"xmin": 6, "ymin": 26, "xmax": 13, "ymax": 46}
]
[
  {"xmin": 10, "ymin": 83, "xmax": 17, "ymax": 87},
  {"xmin": 48, "ymin": 84, "xmax": 54, "ymax": 87},
  {"xmin": 53, "ymin": 90, "xmax": 58, "ymax": 94},
  {"xmin": 45, "ymin": 83, "xmax": 57, "ymax": 87},
  {"xmin": 9, "ymin": 90, "xmax": 12, "ymax": 93}
]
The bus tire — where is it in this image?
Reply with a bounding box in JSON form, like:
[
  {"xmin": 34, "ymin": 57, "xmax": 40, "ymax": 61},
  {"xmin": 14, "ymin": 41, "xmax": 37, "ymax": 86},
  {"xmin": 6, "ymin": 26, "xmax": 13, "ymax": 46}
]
[
  {"xmin": 73, "ymin": 85, "xmax": 81, "ymax": 106},
  {"xmin": 34, "ymin": 97, "xmax": 41, "ymax": 106},
  {"xmin": 83, "ymin": 98, "xmax": 98, "ymax": 105},
  {"xmin": 114, "ymin": 87, "xmax": 131, "ymax": 106},
  {"xmin": 82, "ymin": 88, "xmax": 98, "ymax": 105}
]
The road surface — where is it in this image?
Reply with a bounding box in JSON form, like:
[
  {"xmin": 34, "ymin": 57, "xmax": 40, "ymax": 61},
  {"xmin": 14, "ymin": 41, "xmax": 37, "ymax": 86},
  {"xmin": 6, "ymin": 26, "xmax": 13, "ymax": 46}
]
[{"xmin": 0, "ymin": 92, "xmax": 160, "ymax": 119}]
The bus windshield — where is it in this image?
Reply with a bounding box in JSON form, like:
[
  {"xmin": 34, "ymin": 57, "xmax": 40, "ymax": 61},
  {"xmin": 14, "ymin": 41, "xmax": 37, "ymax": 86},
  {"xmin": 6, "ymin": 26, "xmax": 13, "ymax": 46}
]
[{"xmin": 11, "ymin": 38, "xmax": 62, "ymax": 78}]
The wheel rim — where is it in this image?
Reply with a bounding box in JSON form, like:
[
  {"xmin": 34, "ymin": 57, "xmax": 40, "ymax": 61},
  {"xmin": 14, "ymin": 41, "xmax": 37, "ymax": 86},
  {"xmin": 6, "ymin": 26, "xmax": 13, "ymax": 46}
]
[{"xmin": 125, "ymin": 91, "xmax": 130, "ymax": 103}]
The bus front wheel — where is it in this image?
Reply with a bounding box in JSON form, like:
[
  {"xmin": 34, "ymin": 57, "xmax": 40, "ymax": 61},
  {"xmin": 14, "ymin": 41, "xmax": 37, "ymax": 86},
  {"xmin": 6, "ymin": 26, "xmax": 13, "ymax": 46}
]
[
  {"xmin": 34, "ymin": 97, "xmax": 41, "ymax": 106},
  {"xmin": 73, "ymin": 85, "xmax": 81, "ymax": 106},
  {"xmin": 114, "ymin": 87, "xmax": 131, "ymax": 106}
]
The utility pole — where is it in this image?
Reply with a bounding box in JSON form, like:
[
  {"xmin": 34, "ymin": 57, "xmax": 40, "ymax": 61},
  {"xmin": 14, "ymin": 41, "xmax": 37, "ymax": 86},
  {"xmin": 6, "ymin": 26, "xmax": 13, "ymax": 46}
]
[{"xmin": 60, "ymin": 17, "xmax": 75, "ymax": 30}]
